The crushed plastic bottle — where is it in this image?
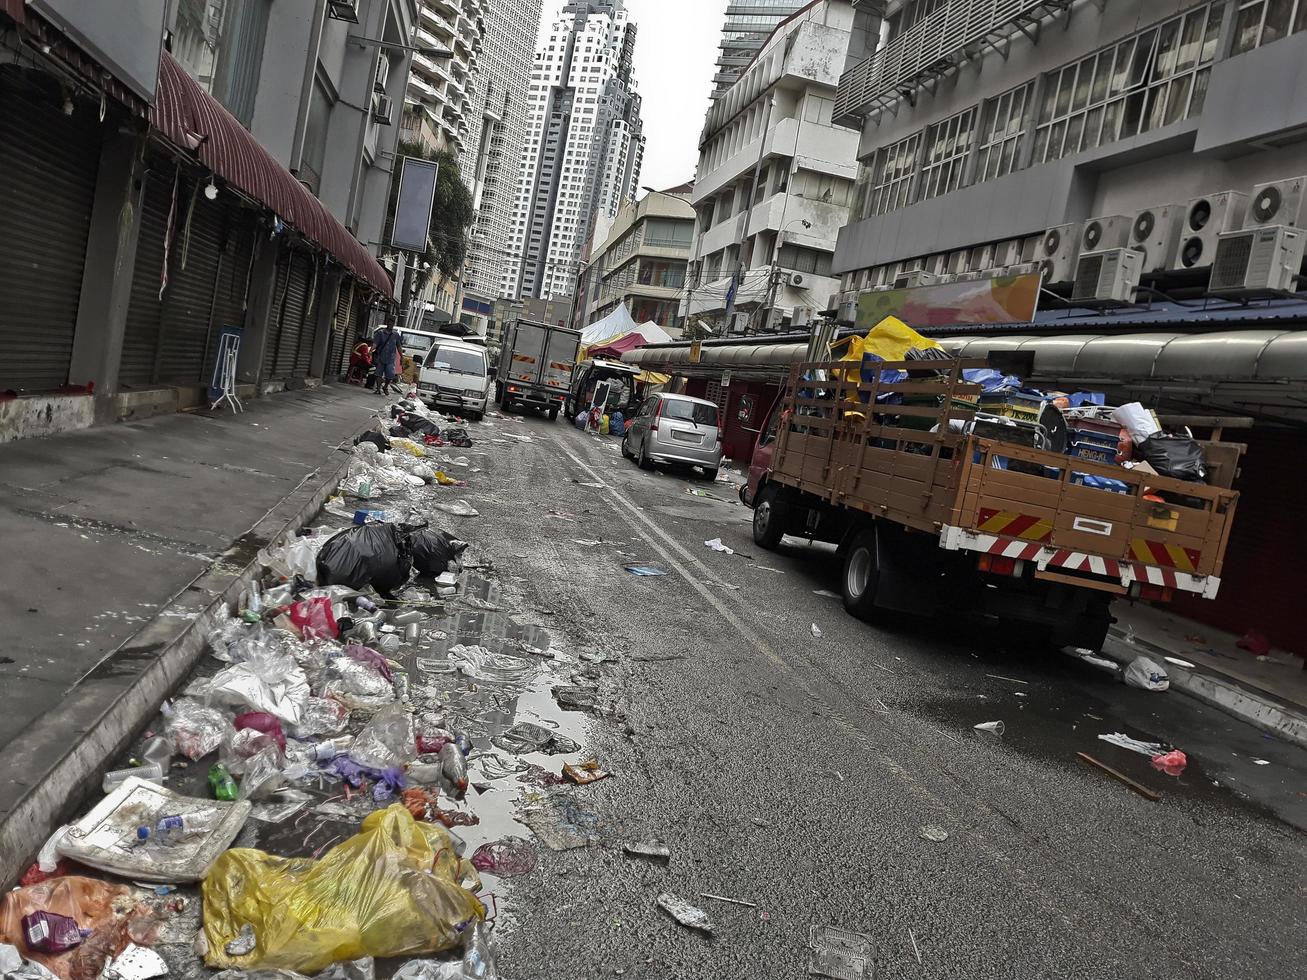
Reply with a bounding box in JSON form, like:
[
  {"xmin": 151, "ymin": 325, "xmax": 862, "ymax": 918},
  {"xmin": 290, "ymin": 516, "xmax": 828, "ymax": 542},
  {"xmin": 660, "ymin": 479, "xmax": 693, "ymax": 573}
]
[
  {"xmin": 440, "ymin": 742, "xmax": 468, "ymax": 796},
  {"xmin": 102, "ymin": 763, "xmax": 164, "ymax": 793},
  {"xmin": 208, "ymin": 763, "xmax": 239, "ymax": 801}
]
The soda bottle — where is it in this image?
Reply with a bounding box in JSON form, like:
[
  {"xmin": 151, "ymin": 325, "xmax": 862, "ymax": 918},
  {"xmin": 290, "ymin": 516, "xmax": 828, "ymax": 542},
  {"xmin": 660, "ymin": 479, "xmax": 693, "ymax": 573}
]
[{"xmin": 208, "ymin": 763, "xmax": 238, "ymax": 801}]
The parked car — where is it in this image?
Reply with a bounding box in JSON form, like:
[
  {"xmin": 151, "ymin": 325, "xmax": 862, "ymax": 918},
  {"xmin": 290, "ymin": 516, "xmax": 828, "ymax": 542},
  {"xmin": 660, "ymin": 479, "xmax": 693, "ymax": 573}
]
[
  {"xmin": 416, "ymin": 338, "xmax": 491, "ymax": 420},
  {"xmin": 621, "ymin": 393, "xmax": 723, "ymax": 479}
]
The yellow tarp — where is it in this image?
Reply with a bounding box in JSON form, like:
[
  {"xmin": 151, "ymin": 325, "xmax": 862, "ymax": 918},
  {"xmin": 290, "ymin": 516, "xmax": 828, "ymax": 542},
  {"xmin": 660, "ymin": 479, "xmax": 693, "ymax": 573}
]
[
  {"xmin": 202, "ymin": 805, "xmax": 484, "ymax": 974},
  {"xmin": 834, "ymin": 315, "xmax": 941, "ymax": 364}
]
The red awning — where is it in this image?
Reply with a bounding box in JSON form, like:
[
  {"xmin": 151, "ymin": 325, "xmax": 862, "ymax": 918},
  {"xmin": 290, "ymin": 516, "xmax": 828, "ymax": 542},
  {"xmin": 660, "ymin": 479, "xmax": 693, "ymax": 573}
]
[
  {"xmin": 586, "ymin": 332, "xmax": 655, "ymax": 360},
  {"xmin": 151, "ymin": 53, "xmax": 392, "ymax": 296}
]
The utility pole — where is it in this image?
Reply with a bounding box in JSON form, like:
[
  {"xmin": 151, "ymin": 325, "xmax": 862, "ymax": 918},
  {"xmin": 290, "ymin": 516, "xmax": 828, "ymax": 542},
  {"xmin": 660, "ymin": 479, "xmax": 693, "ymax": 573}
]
[{"xmin": 725, "ymin": 94, "xmax": 775, "ymax": 336}]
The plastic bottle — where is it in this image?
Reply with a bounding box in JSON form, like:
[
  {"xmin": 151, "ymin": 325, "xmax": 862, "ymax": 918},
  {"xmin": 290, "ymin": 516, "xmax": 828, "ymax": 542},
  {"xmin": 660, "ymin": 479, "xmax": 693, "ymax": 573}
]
[
  {"xmin": 392, "ymin": 609, "xmax": 424, "ymax": 626},
  {"xmin": 440, "ymin": 742, "xmax": 468, "ymax": 795},
  {"xmin": 404, "ymin": 623, "xmax": 420, "ymax": 643},
  {"xmin": 140, "ymin": 735, "xmax": 173, "ymax": 770},
  {"xmin": 102, "ymin": 763, "xmax": 164, "ymax": 793},
  {"xmin": 208, "ymin": 763, "xmax": 239, "ymax": 801},
  {"xmin": 356, "ymin": 597, "xmax": 379, "ymax": 613}
]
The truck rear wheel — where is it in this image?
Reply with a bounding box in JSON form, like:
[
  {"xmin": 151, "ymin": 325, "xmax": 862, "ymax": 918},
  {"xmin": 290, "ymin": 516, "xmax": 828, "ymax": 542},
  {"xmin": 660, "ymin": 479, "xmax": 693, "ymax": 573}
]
[
  {"xmin": 752, "ymin": 484, "xmax": 787, "ymax": 550},
  {"xmin": 842, "ymin": 527, "xmax": 881, "ymax": 621},
  {"xmin": 548, "ymin": 406, "xmax": 559, "ymax": 421}
]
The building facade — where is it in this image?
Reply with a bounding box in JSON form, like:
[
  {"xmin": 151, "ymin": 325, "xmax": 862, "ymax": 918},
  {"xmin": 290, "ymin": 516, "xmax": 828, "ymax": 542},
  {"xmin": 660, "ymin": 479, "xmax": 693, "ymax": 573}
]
[
  {"xmin": 505, "ymin": 0, "xmax": 647, "ymax": 303},
  {"xmin": 832, "ymin": 0, "xmax": 1307, "ymax": 314},
  {"xmin": 685, "ymin": 0, "xmax": 870, "ymax": 335},
  {"xmin": 456, "ymin": 0, "xmax": 545, "ymax": 331},
  {"xmin": 577, "ymin": 185, "xmax": 695, "ymax": 333},
  {"xmin": 711, "ymin": 0, "xmax": 811, "ymax": 98},
  {"xmin": 0, "ymin": 0, "xmax": 407, "ymax": 442},
  {"xmin": 403, "ymin": 0, "xmax": 486, "ymax": 158}
]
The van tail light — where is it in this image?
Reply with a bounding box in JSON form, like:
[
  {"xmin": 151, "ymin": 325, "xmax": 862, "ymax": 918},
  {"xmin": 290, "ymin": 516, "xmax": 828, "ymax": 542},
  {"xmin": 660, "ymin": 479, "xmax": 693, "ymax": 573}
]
[{"xmin": 651, "ymin": 399, "xmax": 664, "ymax": 435}]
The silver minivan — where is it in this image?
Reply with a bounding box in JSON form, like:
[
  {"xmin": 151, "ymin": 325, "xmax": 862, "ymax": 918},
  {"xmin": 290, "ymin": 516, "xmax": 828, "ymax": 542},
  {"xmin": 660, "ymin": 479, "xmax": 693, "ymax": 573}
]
[{"xmin": 622, "ymin": 393, "xmax": 723, "ymax": 479}]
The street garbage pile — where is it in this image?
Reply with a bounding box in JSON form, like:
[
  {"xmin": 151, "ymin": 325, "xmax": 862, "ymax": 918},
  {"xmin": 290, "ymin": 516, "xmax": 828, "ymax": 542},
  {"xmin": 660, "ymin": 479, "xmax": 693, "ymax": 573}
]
[
  {"xmin": 18, "ymin": 397, "xmax": 619, "ymax": 980},
  {"xmin": 838, "ymin": 316, "xmax": 1219, "ymax": 487}
]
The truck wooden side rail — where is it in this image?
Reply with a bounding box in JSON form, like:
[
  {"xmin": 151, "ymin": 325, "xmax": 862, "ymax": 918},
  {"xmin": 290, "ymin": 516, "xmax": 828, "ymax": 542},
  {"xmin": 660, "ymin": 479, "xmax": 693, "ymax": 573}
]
[{"xmin": 751, "ymin": 356, "xmax": 1241, "ymax": 649}]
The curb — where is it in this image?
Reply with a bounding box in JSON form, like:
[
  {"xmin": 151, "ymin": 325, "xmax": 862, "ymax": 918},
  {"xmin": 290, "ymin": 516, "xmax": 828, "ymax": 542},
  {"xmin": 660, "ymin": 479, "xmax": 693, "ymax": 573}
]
[
  {"xmin": 1104, "ymin": 626, "xmax": 1307, "ymax": 751},
  {"xmin": 0, "ymin": 421, "xmax": 373, "ymax": 888}
]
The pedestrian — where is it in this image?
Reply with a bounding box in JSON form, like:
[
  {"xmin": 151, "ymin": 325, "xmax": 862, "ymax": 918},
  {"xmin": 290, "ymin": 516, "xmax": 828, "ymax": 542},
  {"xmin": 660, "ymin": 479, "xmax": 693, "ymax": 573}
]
[
  {"xmin": 372, "ymin": 323, "xmax": 402, "ymax": 397},
  {"xmin": 347, "ymin": 339, "xmax": 372, "ymax": 385}
]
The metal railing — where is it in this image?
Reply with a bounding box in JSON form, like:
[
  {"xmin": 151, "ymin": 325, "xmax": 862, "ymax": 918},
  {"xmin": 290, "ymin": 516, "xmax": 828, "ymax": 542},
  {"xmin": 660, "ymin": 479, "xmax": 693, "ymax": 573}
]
[{"xmin": 834, "ymin": 0, "xmax": 1071, "ymax": 125}]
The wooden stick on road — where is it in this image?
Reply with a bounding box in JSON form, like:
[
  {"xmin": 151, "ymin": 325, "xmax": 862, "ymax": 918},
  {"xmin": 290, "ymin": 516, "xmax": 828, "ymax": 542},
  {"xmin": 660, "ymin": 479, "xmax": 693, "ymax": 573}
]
[{"xmin": 1077, "ymin": 752, "xmax": 1162, "ymax": 802}]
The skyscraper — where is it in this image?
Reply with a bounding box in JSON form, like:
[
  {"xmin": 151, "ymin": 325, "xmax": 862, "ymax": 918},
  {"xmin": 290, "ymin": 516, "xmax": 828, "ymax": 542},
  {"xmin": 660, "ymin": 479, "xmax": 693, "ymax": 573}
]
[
  {"xmin": 711, "ymin": 0, "xmax": 809, "ymax": 98},
  {"xmin": 505, "ymin": 0, "xmax": 646, "ymax": 302},
  {"xmin": 456, "ymin": 0, "xmax": 545, "ymax": 317}
]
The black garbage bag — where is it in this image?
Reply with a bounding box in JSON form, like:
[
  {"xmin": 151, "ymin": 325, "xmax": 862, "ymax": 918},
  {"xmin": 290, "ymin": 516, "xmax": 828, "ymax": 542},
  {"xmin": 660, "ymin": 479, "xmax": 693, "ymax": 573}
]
[
  {"xmin": 316, "ymin": 524, "xmax": 413, "ymax": 595},
  {"xmin": 403, "ymin": 416, "xmax": 440, "ymax": 438},
  {"xmin": 388, "ymin": 425, "xmax": 408, "ymax": 437},
  {"xmin": 1135, "ymin": 434, "xmax": 1207, "ymax": 483},
  {"xmin": 443, "ymin": 425, "xmax": 473, "ymax": 448},
  {"xmin": 354, "ymin": 431, "xmax": 391, "ymax": 452},
  {"xmin": 410, "ymin": 528, "xmax": 469, "ymax": 575}
]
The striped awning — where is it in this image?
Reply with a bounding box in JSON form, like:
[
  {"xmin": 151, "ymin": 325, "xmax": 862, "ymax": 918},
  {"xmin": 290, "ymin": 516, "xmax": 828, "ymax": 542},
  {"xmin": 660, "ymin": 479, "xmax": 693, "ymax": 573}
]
[{"xmin": 151, "ymin": 53, "xmax": 393, "ymax": 297}]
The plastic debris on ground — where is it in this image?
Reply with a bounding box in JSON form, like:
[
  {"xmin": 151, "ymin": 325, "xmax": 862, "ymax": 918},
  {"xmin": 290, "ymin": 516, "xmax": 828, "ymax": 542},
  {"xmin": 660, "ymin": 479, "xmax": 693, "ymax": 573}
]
[
  {"xmin": 973, "ymin": 721, "xmax": 1005, "ymax": 738},
  {"xmin": 562, "ymin": 759, "xmax": 612, "ymax": 785},
  {"xmin": 1123, "ymin": 656, "xmax": 1170, "ymax": 691},
  {"xmin": 1097, "ymin": 733, "xmax": 1165, "ymax": 756},
  {"xmin": 918, "ymin": 825, "xmax": 949, "ymax": 842},
  {"xmin": 622, "ymin": 842, "xmax": 671, "ymax": 864},
  {"xmin": 622, "ymin": 565, "xmax": 666, "ymax": 577},
  {"xmin": 810, "ymin": 624, "xmax": 823, "ymax": 638},
  {"xmin": 655, "ymin": 893, "xmax": 713, "ymax": 934},
  {"xmin": 809, "ymin": 925, "xmax": 874, "ymax": 980},
  {"xmin": 469, "ymin": 838, "xmax": 538, "ymax": 877},
  {"xmin": 704, "ymin": 538, "xmax": 734, "ymax": 555},
  {"xmin": 202, "ymin": 806, "xmax": 483, "ymax": 973},
  {"xmin": 51, "ymin": 777, "xmax": 251, "ymax": 883}
]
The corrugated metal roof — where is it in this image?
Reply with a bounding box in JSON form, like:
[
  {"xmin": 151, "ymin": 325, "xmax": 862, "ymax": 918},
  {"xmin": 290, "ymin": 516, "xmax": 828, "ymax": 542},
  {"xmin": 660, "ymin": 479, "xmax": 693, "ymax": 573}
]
[
  {"xmin": 927, "ymin": 297, "xmax": 1307, "ymax": 335},
  {"xmin": 152, "ymin": 54, "xmax": 392, "ymax": 297}
]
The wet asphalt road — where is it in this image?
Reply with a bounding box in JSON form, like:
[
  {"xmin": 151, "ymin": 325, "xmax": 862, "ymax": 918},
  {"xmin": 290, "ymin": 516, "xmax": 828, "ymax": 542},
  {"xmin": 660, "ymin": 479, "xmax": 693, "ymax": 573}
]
[{"xmin": 464, "ymin": 410, "xmax": 1307, "ymax": 980}]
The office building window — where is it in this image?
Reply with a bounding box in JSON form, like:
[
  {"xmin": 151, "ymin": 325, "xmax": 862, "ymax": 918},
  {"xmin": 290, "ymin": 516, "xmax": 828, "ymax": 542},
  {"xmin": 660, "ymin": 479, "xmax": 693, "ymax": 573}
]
[
  {"xmin": 1233, "ymin": 0, "xmax": 1307, "ymax": 52},
  {"xmin": 977, "ymin": 82, "xmax": 1033, "ymax": 182},
  {"xmin": 777, "ymin": 245, "xmax": 832, "ymax": 277},
  {"xmin": 644, "ymin": 218, "xmax": 693, "ymax": 247},
  {"xmin": 1033, "ymin": 3, "xmax": 1221, "ymax": 165},
  {"xmin": 172, "ymin": 0, "xmax": 271, "ymax": 127},
  {"xmin": 868, "ymin": 132, "xmax": 921, "ymax": 215},
  {"xmin": 918, "ymin": 107, "xmax": 976, "ymax": 202}
]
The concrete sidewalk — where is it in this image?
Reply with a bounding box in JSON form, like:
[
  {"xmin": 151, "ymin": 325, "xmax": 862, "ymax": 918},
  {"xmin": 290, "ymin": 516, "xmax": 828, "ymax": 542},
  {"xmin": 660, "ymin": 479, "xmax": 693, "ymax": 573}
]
[
  {"xmin": 0, "ymin": 384, "xmax": 377, "ymax": 879},
  {"xmin": 1103, "ymin": 602, "xmax": 1307, "ymax": 749}
]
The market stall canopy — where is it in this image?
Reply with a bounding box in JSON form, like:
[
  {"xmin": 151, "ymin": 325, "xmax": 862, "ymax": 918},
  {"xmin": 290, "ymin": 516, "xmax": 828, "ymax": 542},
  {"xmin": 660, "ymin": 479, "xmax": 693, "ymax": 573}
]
[
  {"xmin": 581, "ymin": 305, "xmax": 639, "ymax": 346},
  {"xmin": 584, "ymin": 321, "xmax": 674, "ymax": 360},
  {"xmin": 152, "ymin": 53, "xmax": 393, "ymax": 297}
]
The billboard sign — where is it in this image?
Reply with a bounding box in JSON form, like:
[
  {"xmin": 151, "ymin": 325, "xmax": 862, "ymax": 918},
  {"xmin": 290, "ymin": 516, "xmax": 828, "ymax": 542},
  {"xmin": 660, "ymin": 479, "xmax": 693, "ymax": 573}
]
[
  {"xmin": 856, "ymin": 272, "xmax": 1042, "ymax": 331},
  {"xmin": 30, "ymin": 0, "xmax": 168, "ymax": 103},
  {"xmin": 391, "ymin": 157, "xmax": 440, "ymax": 253}
]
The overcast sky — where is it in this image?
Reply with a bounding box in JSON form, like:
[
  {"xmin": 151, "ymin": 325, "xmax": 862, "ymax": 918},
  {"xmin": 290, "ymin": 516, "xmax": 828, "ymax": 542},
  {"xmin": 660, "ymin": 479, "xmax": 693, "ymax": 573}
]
[{"xmin": 536, "ymin": 0, "xmax": 730, "ymax": 194}]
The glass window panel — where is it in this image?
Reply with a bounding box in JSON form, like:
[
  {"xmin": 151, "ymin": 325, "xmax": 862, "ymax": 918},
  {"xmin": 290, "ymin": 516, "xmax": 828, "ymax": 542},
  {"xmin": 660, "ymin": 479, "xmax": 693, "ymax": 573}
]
[
  {"xmin": 1233, "ymin": 3, "xmax": 1265, "ymax": 54},
  {"xmin": 1008, "ymin": 89, "xmax": 1027, "ymax": 136},
  {"xmin": 1089, "ymin": 52, "xmax": 1110, "ymax": 104},
  {"xmin": 1176, "ymin": 9, "xmax": 1204, "ymax": 70},
  {"xmin": 1203, "ymin": 6, "xmax": 1227, "ymax": 61},
  {"xmin": 1130, "ymin": 30, "xmax": 1157, "ymax": 88},
  {"xmin": 1101, "ymin": 99, "xmax": 1122, "ymax": 143},
  {"xmin": 1083, "ymin": 105, "xmax": 1104, "ymax": 149},
  {"xmin": 1071, "ymin": 57, "xmax": 1094, "ymax": 111},
  {"xmin": 1296, "ymin": 0, "xmax": 1307, "ymax": 32},
  {"xmin": 999, "ymin": 137, "xmax": 1016, "ymax": 176},
  {"xmin": 1155, "ymin": 19, "xmax": 1180, "ymax": 78},
  {"xmin": 1032, "ymin": 125, "xmax": 1050, "ymax": 164},
  {"xmin": 1039, "ymin": 73, "xmax": 1059, "ymax": 121},
  {"xmin": 1120, "ymin": 90, "xmax": 1146, "ymax": 137},
  {"xmin": 1064, "ymin": 114, "xmax": 1085, "ymax": 154},
  {"xmin": 1165, "ymin": 74, "xmax": 1193, "ymax": 125},
  {"xmin": 1189, "ymin": 66, "xmax": 1211, "ymax": 116},
  {"xmin": 1110, "ymin": 41, "xmax": 1133, "ymax": 94},
  {"xmin": 1055, "ymin": 67, "xmax": 1074, "ymax": 116},
  {"xmin": 1047, "ymin": 119, "xmax": 1066, "ymax": 160},
  {"xmin": 1264, "ymin": 0, "xmax": 1294, "ymax": 43}
]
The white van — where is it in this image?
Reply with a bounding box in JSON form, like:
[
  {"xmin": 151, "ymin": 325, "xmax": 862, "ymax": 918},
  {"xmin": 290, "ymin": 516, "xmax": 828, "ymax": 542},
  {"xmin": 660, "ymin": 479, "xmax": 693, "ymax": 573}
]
[
  {"xmin": 416, "ymin": 338, "xmax": 491, "ymax": 420},
  {"xmin": 398, "ymin": 328, "xmax": 442, "ymax": 363}
]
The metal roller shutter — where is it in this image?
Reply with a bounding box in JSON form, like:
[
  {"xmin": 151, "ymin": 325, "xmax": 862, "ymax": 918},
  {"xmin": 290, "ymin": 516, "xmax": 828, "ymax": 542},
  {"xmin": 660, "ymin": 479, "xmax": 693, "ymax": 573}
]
[
  {"xmin": 157, "ymin": 186, "xmax": 224, "ymax": 384},
  {"xmin": 203, "ymin": 213, "xmax": 255, "ymax": 384},
  {"xmin": 272, "ymin": 251, "xmax": 309, "ymax": 379},
  {"xmin": 294, "ymin": 257, "xmax": 321, "ymax": 378},
  {"xmin": 120, "ymin": 165, "xmax": 172, "ymax": 388},
  {"xmin": 327, "ymin": 279, "xmax": 354, "ymax": 379},
  {"xmin": 267, "ymin": 251, "xmax": 293, "ymax": 379},
  {"xmin": 0, "ymin": 69, "xmax": 101, "ymax": 392}
]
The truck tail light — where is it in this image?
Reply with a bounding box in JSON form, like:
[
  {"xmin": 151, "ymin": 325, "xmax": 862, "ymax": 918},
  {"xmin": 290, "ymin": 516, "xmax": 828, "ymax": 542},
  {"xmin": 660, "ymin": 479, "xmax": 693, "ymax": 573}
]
[
  {"xmin": 1137, "ymin": 584, "xmax": 1174, "ymax": 602},
  {"xmin": 977, "ymin": 555, "xmax": 1025, "ymax": 578}
]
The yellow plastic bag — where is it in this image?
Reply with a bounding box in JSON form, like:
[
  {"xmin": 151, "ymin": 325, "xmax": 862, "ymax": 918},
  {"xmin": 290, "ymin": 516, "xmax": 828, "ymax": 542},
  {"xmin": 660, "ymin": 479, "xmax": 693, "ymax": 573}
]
[
  {"xmin": 858, "ymin": 315, "xmax": 941, "ymax": 362},
  {"xmin": 202, "ymin": 805, "xmax": 484, "ymax": 974},
  {"xmin": 389, "ymin": 437, "xmax": 427, "ymax": 458}
]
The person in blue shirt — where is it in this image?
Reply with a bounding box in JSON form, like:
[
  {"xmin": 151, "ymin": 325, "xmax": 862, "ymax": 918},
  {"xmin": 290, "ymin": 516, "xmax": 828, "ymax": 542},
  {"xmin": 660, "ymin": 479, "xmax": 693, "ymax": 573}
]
[{"xmin": 371, "ymin": 323, "xmax": 402, "ymax": 396}]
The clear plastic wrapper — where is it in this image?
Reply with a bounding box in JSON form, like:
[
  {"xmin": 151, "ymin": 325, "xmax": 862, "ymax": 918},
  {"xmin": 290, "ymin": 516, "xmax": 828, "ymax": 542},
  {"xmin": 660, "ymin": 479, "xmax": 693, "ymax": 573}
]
[
  {"xmin": 239, "ymin": 747, "xmax": 286, "ymax": 800},
  {"xmin": 326, "ymin": 657, "xmax": 393, "ymax": 699},
  {"xmin": 348, "ymin": 704, "xmax": 416, "ymax": 770},
  {"xmin": 290, "ymin": 697, "xmax": 351, "ymax": 738},
  {"xmin": 165, "ymin": 699, "xmax": 234, "ymax": 760},
  {"xmin": 220, "ymin": 729, "xmax": 282, "ymax": 776},
  {"xmin": 208, "ymin": 659, "xmax": 311, "ymax": 727}
]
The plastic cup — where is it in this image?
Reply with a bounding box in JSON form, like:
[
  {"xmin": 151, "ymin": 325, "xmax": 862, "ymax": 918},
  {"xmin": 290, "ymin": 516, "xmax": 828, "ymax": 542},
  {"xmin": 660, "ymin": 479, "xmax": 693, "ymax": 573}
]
[{"xmin": 973, "ymin": 721, "xmax": 1005, "ymax": 738}]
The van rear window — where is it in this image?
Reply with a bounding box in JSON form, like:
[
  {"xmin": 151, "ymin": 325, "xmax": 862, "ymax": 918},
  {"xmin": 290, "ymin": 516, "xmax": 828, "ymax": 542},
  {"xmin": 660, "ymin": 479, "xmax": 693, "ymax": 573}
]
[{"xmin": 662, "ymin": 400, "xmax": 717, "ymax": 425}]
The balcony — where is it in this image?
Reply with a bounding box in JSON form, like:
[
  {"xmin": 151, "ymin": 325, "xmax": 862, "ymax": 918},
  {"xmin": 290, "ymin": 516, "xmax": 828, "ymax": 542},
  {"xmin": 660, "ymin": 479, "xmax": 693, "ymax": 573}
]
[{"xmin": 833, "ymin": 0, "xmax": 1073, "ymax": 127}]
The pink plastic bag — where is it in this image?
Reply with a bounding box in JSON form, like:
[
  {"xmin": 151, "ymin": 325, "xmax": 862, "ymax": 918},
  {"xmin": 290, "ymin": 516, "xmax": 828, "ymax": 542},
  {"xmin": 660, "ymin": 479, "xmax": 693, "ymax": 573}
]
[
  {"xmin": 234, "ymin": 712, "xmax": 287, "ymax": 752},
  {"xmin": 1151, "ymin": 750, "xmax": 1187, "ymax": 776},
  {"xmin": 289, "ymin": 597, "xmax": 338, "ymax": 641}
]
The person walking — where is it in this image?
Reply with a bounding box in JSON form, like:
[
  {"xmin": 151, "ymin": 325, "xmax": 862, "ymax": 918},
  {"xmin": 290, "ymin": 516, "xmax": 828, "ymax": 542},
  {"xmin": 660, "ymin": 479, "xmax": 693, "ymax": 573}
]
[{"xmin": 371, "ymin": 323, "xmax": 402, "ymax": 397}]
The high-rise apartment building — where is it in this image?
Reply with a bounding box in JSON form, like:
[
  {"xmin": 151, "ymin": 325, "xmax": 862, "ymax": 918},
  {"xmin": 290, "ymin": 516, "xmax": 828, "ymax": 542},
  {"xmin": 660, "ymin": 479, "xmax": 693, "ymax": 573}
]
[
  {"xmin": 457, "ymin": 0, "xmax": 545, "ymax": 327},
  {"xmin": 711, "ymin": 0, "xmax": 810, "ymax": 98},
  {"xmin": 506, "ymin": 0, "xmax": 647, "ymax": 302},
  {"xmin": 404, "ymin": 0, "xmax": 486, "ymax": 157}
]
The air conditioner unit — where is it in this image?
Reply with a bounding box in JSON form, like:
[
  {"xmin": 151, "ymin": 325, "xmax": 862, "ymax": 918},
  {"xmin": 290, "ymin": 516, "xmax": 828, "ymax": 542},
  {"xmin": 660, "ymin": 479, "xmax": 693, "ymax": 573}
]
[
  {"xmin": 893, "ymin": 270, "xmax": 937, "ymax": 288},
  {"xmin": 966, "ymin": 243, "xmax": 995, "ymax": 273},
  {"xmin": 327, "ymin": 0, "xmax": 361, "ymax": 23},
  {"xmin": 1071, "ymin": 248, "xmax": 1144, "ymax": 304},
  {"xmin": 788, "ymin": 272, "xmax": 809, "ymax": 288},
  {"xmin": 925, "ymin": 254, "xmax": 948, "ymax": 276},
  {"xmin": 1209, "ymin": 225, "xmax": 1306, "ymax": 292},
  {"xmin": 1246, "ymin": 176, "xmax": 1307, "ymax": 228},
  {"xmin": 374, "ymin": 57, "xmax": 391, "ymax": 94},
  {"xmin": 1000, "ymin": 262, "xmax": 1041, "ymax": 278},
  {"xmin": 992, "ymin": 240, "xmax": 1021, "ymax": 268},
  {"xmin": 935, "ymin": 273, "xmax": 958, "ymax": 285},
  {"xmin": 1129, "ymin": 204, "xmax": 1183, "ymax": 272},
  {"xmin": 371, "ymin": 93, "xmax": 394, "ymax": 124},
  {"xmin": 1039, "ymin": 222, "xmax": 1082, "ymax": 284},
  {"xmin": 1176, "ymin": 190, "xmax": 1247, "ymax": 269},
  {"xmin": 792, "ymin": 306, "xmax": 815, "ymax": 328},
  {"xmin": 838, "ymin": 298, "xmax": 858, "ymax": 322},
  {"xmin": 955, "ymin": 270, "xmax": 987, "ymax": 282},
  {"xmin": 1081, "ymin": 214, "xmax": 1131, "ymax": 252},
  {"xmin": 944, "ymin": 250, "xmax": 967, "ymax": 275}
]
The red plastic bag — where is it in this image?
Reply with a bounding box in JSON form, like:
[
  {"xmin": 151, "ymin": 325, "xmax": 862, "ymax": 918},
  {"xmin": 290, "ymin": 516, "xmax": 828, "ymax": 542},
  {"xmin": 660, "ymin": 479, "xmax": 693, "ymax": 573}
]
[
  {"xmin": 234, "ymin": 712, "xmax": 287, "ymax": 752},
  {"xmin": 1151, "ymin": 750, "xmax": 1187, "ymax": 776},
  {"xmin": 289, "ymin": 597, "xmax": 338, "ymax": 641}
]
